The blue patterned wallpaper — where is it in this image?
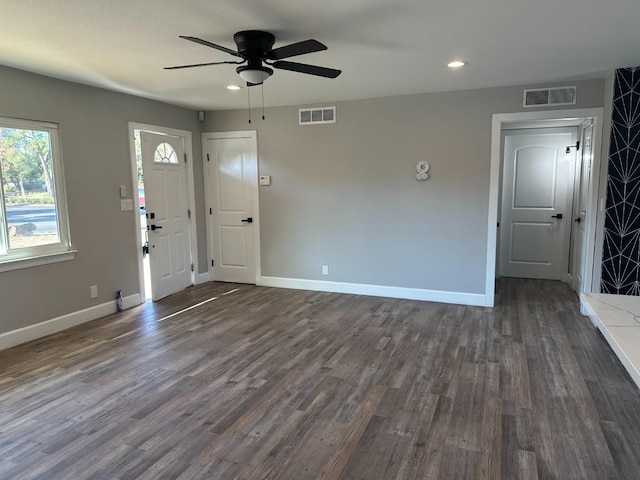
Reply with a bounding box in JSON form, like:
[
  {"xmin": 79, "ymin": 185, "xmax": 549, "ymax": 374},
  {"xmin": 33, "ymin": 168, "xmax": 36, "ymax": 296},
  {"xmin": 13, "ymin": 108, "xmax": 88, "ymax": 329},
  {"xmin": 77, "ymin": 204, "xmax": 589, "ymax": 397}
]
[{"xmin": 601, "ymin": 67, "xmax": 640, "ymax": 294}]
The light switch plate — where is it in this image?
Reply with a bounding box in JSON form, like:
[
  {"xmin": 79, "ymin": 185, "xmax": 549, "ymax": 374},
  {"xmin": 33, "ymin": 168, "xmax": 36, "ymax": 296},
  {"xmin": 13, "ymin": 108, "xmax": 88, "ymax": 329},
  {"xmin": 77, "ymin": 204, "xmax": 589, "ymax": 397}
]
[
  {"xmin": 120, "ymin": 185, "xmax": 127, "ymax": 198},
  {"xmin": 120, "ymin": 199, "xmax": 133, "ymax": 211},
  {"xmin": 260, "ymin": 175, "xmax": 271, "ymax": 186}
]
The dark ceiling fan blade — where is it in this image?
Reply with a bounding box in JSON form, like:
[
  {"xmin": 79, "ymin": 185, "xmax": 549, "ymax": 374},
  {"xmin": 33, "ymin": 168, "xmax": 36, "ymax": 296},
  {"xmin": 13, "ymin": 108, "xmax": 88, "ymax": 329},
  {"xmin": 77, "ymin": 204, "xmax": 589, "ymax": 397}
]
[
  {"xmin": 272, "ymin": 60, "xmax": 341, "ymax": 78},
  {"xmin": 164, "ymin": 60, "xmax": 242, "ymax": 70},
  {"xmin": 179, "ymin": 35, "xmax": 240, "ymax": 57},
  {"xmin": 266, "ymin": 39, "xmax": 327, "ymax": 60}
]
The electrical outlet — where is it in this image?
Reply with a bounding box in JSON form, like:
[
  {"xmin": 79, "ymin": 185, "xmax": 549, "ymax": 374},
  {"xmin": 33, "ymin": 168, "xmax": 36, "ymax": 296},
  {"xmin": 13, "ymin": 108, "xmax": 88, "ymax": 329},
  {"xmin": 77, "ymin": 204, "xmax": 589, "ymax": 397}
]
[
  {"xmin": 322, "ymin": 265, "xmax": 329, "ymax": 275},
  {"xmin": 90, "ymin": 285, "xmax": 98, "ymax": 298}
]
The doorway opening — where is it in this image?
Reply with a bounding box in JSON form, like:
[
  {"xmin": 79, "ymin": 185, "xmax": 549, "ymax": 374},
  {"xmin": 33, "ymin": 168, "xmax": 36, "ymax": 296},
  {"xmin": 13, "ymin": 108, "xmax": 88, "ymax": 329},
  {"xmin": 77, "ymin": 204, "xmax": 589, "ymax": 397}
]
[
  {"xmin": 485, "ymin": 108, "xmax": 605, "ymax": 307},
  {"xmin": 498, "ymin": 126, "xmax": 578, "ymax": 281},
  {"xmin": 128, "ymin": 123, "xmax": 199, "ymax": 303},
  {"xmin": 133, "ymin": 130, "xmax": 151, "ymax": 300}
]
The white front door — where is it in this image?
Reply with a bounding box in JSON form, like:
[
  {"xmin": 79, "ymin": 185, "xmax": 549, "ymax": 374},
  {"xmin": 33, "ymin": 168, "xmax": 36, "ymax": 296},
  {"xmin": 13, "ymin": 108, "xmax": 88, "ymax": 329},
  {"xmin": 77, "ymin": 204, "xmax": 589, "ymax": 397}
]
[
  {"xmin": 141, "ymin": 131, "xmax": 193, "ymax": 300},
  {"xmin": 499, "ymin": 127, "xmax": 577, "ymax": 279},
  {"xmin": 570, "ymin": 122, "xmax": 594, "ymax": 292},
  {"xmin": 204, "ymin": 133, "xmax": 259, "ymax": 284}
]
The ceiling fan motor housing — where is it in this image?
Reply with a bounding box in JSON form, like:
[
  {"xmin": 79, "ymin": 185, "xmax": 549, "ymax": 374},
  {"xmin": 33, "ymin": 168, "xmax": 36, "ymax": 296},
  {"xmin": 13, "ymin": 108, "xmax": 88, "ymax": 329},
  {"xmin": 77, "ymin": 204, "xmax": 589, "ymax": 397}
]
[{"xmin": 233, "ymin": 31, "xmax": 275, "ymax": 58}]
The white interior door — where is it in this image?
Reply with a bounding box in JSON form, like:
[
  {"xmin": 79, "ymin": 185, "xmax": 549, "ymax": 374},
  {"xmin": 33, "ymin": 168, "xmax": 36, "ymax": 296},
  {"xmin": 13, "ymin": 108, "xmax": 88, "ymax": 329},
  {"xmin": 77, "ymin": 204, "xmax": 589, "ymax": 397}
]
[
  {"xmin": 205, "ymin": 133, "xmax": 258, "ymax": 284},
  {"xmin": 141, "ymin": 131, "xmax": 192, "ymax": 300},
  {"xmin": 499, "ymin": 127, "xmax": 577, "ymax": 279},
  {"xmin": 570, "ymin": 122, "xmax": 594, "ymax": 292}
]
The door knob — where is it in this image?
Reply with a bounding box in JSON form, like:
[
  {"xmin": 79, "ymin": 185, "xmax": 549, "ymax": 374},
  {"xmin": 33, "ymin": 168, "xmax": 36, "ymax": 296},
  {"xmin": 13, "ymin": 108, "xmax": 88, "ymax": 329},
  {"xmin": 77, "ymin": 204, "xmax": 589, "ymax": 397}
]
[
  {"xmin": 551, "ymin": 213, "xmax": 563, "ymax": 219},
  {"xmin": 241, "ymin": 217, "xmax": 253, "ymax": 223}
]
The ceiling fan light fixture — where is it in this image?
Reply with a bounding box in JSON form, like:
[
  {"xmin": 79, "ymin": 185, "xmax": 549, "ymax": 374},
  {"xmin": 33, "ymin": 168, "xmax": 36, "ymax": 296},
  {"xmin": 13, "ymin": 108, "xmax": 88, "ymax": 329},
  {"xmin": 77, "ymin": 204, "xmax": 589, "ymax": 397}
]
[
  {"xmin": 446, "ymin": 60, "xmax": 467, "ymax": 68},
  {"xmin": 236, "ymin": 65, "xmax": 273, "ymax": 84}
]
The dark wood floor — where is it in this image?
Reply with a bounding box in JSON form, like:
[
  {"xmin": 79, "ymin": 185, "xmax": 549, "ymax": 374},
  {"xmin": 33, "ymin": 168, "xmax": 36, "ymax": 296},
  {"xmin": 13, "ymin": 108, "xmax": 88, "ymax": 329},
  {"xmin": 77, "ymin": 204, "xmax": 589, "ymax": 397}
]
[{"xmin": 1, "ymin": 279, "xmax": 640, "ymax": 479}]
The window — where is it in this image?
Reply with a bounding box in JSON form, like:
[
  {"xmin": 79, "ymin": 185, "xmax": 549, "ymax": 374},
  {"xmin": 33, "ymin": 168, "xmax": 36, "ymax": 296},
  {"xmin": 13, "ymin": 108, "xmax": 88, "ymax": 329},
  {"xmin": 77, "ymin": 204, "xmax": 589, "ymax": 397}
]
[
  {"xmin": 0, "ymin": 116, "xmax": 74, "ymax": 271},
  {"xmin": 153, "ymin": 142, "xmax": 178, "ymax": 164}
]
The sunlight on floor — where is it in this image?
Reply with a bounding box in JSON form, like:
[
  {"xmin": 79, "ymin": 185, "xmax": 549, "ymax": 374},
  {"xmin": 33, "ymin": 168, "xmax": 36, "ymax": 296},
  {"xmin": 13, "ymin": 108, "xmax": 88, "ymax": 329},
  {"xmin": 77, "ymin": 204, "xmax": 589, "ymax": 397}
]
[{"xmin": 156, "ymin": 288, "xmax": 239, "ymax": 323}]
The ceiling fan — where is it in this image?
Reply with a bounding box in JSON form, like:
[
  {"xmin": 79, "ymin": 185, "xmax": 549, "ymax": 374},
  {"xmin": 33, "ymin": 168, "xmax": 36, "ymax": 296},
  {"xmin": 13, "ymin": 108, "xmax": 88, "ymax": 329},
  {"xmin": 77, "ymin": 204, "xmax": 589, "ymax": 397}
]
[{"xmin": 165, "ymin": 30, "xmax": 342, "ymax": 85}]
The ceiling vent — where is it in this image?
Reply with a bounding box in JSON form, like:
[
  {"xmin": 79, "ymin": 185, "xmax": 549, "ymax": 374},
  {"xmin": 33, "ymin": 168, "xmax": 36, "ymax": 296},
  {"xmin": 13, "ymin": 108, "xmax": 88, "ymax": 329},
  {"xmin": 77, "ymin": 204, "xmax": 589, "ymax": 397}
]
[
  {"xmin": 299, "ymin": 106, "xmax": 336, "ymax": 125},
  {"xmin": 523, "ymin": 86, "xmax": 577, "ymax": 108}
]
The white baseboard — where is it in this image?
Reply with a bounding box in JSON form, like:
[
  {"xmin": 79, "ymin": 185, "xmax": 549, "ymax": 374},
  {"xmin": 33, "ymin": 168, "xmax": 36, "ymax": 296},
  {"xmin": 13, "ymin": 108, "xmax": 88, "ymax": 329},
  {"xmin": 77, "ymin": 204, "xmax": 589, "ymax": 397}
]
[
  {"xmin": 0, "ymin": 293, "xmax": 141, "ymax": 352},
  {"xmin": 259, "ymin": 276, "xmax": 486, "ymax": 307},
  {"xmin": 196, "ymin": 272, "xmax": 210, "ymax": 285}
]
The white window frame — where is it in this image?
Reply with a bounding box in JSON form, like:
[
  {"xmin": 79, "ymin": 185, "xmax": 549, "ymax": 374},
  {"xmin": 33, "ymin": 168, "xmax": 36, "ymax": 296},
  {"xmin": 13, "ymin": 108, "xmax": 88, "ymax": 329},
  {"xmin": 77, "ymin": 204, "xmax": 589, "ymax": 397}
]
[{"xmin": 0, "ymin": 116, "xmax": 75, "ymax": 272}]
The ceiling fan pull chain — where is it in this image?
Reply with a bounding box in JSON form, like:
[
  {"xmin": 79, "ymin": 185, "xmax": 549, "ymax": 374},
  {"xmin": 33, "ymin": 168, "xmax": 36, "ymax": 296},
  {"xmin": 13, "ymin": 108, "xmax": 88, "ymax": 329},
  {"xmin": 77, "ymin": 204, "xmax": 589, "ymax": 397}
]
[
  {"xmin": 247, "ymin": 84, "xmax": 252, "ymax": 124},
  {"xmin": 261, "ymin": 83, "xmax": 266, "ymax": 120}
]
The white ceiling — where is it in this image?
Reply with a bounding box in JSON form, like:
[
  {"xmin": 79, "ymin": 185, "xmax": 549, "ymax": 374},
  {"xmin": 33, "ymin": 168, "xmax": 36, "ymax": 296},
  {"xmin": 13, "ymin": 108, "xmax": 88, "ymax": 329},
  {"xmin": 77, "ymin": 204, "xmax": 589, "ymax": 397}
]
[{"xmin": 1, "ymin": 0, "xmax": 639, "ymax": 111}]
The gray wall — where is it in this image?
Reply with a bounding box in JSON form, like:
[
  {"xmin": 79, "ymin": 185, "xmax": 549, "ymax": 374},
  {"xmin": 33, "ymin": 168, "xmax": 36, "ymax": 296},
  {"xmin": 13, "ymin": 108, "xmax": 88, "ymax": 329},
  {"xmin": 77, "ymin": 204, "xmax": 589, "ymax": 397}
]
[
  {"xmin": 0, "ymin": 68, "xmax": 606, "ymax": 337},
  {"xmin": 204, "ymin": 79, "xmax": 605, "ymax": 295},
  {"xmin": 0, "ymin": 65, "xmax": 205, "ymax": 335}
]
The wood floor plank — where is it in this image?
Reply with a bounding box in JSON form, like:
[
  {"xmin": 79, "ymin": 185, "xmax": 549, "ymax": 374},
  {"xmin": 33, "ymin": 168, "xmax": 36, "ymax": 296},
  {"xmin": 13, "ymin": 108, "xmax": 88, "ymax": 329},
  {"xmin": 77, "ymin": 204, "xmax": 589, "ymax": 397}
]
[
  {"xmin": 314, "ymin": 384, "xmax": 386, "ymax": 480},
  {"xmin": 1, "ymin": 279, "xmax": 640, "ymax": 479}
]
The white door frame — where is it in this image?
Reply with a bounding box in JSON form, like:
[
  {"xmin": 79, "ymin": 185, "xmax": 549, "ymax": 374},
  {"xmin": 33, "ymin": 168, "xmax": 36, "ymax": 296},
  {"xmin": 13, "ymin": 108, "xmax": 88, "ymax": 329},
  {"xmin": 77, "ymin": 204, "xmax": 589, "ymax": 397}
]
[
  {"xmin": 568, "ymin": 119, "xmax": 595, "ymax": 292},
  {"xmin": 486, "ymin": 108, "xmax": 605, "ymax": 306},
  {"xmin": 128, "ymin": 122, "xmax": 198, "ymax": 302},
  {"xmin": 202, "ymin": 130, "xmax": 261, "ymax": 284}
]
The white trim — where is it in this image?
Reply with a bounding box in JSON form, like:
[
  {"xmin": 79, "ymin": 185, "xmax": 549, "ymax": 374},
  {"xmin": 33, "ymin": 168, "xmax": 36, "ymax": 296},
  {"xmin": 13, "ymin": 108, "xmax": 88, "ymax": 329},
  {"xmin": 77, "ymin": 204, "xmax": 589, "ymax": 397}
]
[
  {"xmin": 0, "ymin": 117, "xmax": 58, "ymax": 130},
  {"xmin": 0, "ymin": 293, "xmax": 141, "ymax": 351},
  {"xmin": 260, "ymin": 276, "xmax": 487, "ymax": 307},
  {"xmin": 583, "ymin": 119, "xmax": 604, "ymax": 293},
  {"xmin": 486, "ymin": 115, "xmax": 502, "ymax": 307},
  {"xmin": 128, "ymin": 123, "xmax": 199, "ymax": 301},
  {"xmin": 196, "ymin": 272, "xmax": 209, "ymax": 285},
  {"xmin": 487, "ymin": 108, "xmax": 605, "ymax": 306},
  {"xmin": 202, "ymin": 130, "xmax": 261, "ymax": 284},
  {"xmin": 0, "ymin": 249, "xmax": 76, "ymax": 272}
]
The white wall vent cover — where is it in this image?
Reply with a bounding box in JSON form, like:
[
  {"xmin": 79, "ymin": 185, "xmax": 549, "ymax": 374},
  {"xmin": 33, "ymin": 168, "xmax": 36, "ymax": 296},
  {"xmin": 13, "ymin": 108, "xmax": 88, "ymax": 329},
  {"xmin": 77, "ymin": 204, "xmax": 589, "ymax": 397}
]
[
  {"xmin": 299, "ymin": 106, "xmax": 336, "ymax": 125},
  {"xmin": 523, "ymin": 86, "xmax": 577, "ymax": 108}
]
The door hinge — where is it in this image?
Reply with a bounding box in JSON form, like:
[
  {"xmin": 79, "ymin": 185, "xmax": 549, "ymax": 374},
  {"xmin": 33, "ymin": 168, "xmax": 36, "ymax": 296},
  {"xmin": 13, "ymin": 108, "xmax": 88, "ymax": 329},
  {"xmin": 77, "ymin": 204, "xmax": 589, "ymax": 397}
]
[
  {"xmin": 209, "ymin": 207, "xmax": 212, "ymax": 215},
  {"xmin": 211, "ymin": 260, "xmax": 215, "ymax": 267},
  {"xmin": 576, "ymin": 141, "xmax": 580, "ymax": 151},
  {"xmin": 187, "ymin": 209, "xmax": 191, "ymax": 219},
  {"xmin": 191, "ymin": 263, "xmax": 194, "ymax": 272},
  {"xmin": 184, "ymin": 153, "xmax": 187, "ymax": 163},
  {"xmin": 207, "ymin": 153, "xmax": 210, "ymax": 162}
]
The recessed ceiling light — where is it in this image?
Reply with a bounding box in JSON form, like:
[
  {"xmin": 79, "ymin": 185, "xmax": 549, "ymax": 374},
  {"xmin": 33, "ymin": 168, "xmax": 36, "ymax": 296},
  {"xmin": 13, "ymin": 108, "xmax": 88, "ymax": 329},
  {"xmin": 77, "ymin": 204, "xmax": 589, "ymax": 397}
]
[
  {"xmin": 225, "ymin": 84, "xmax": 242, "ymax": 91},
  {"xmin": 446, "ymin": 61, "xmax": 467, "ymax": 68}
]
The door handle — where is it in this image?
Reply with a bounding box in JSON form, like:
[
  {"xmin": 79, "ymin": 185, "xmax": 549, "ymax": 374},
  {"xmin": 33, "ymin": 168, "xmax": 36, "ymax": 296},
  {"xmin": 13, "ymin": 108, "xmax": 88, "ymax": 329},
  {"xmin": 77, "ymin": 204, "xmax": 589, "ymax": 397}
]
[
  {"xmin": 551, "ymin": 213, "xmax": 563, "ymax": 219},
  {"xmin": 150, "ymin": 224, "xmax": 163, "ymax": 230},
  {"xmin": 241, "ymin": 217, "xmax": 253, "ymax": 223},
  {"xmin": 574, "ymin": 217, "xmax": 582, "ymax": 223}
]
